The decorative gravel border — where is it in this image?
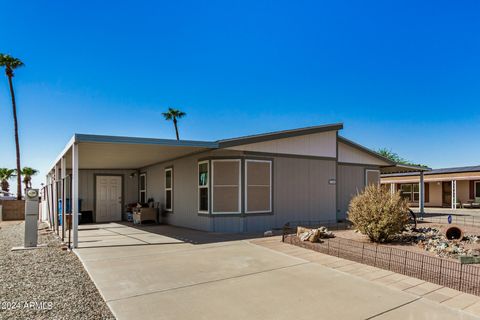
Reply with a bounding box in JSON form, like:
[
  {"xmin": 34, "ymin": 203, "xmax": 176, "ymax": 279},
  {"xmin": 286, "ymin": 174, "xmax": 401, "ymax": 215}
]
[{"xmin": 0, "ymin": 221, "xmax": 114, "ymax": 320}]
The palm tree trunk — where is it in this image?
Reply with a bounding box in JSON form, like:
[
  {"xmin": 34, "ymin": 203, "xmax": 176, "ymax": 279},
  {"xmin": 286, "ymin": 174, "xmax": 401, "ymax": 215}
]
[
  {"xmin": 7, "ymin": 74, "xmax": 22, "ymax": 200},
  {"xmin": 173, "ymin": 118, "xmax": 179, "ymax": 140}
]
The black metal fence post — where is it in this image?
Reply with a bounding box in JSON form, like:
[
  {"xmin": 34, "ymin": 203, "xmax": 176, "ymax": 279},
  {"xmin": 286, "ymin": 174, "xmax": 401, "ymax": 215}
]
[{"xmin": 361, "ymin": 243, "xmax": 365, "ymax": 263}]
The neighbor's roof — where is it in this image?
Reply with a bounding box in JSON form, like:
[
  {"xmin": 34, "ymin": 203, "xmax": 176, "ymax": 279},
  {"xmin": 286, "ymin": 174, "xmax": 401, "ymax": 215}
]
[
  {"xmin": 217, "ymin": 123, "xmax": 343, "ymax": 148},
  {"xmin": 382, "ymin": 165, "xmax": 478, "ymax": 177}
]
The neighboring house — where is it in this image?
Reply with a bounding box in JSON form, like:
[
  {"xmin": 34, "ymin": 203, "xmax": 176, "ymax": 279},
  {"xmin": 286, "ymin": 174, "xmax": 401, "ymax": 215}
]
[
  {"xmin": 381, "ymin": 166, "xmax": 480, "ymax": 209},
  {"xmin": 42, "ymin": 123, "xmax": 421, "ymax": 247}
]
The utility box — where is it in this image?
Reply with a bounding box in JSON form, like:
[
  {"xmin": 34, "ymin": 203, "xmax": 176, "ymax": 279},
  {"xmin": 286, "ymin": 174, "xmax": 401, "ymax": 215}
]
[{"xmin": 24, "ymin": 188, "xmax": 39, "ymax": 247}]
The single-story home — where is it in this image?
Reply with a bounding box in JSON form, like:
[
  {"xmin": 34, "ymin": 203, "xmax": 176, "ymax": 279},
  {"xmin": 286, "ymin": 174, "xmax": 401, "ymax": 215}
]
[
  {"xmin": 381, "ymin": 165, "xmax": 480, "ymax": 209},
  {"xmin": 41, "ymin": 123, "xmax": 424, "ymax": 248}
]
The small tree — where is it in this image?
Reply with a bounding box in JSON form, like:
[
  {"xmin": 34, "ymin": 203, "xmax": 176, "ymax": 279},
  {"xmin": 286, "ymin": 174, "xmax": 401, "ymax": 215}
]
[
  {"xmin": 348, "ymin": 184, "xmax": 409, "ymax": 243},
  {"xmin": 0, "ymin": 168, "xmax": 16, "ymax": 193},
  {"xmin": 19, "ymin": 167, "xmax": 38, "ymax": 189}
]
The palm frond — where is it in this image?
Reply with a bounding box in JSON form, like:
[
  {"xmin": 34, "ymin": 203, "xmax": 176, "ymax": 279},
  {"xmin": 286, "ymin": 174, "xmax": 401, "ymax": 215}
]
[{"xmin": 0, "ymin": 54, "xmax": 24, "ymax": 69}]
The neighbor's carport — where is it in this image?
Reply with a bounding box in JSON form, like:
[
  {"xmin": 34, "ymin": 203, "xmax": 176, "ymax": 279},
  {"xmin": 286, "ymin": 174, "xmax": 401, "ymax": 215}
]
[
  {"xmin": 43, "ymin": 134, "xmax": 218, "ymax": 248},
  {"xmin": 380, "ymin": 164, "xmax": 431, "ymax": 216}
]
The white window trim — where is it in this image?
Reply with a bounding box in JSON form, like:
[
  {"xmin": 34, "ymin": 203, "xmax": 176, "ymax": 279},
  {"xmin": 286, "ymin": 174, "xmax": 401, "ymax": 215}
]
[
  {"xmin": 198, "ymin": 160, "xmax": 209, "ymax": 213},
  {"xmin": 365, "ymin": 169, "xmax": 380, "ymax": 186},
  {"xmin": 211, "ymin": 159, "xmax": 241, "ymax": 214},
  {"xmin": 475, "ymin": 181, "xmax": 480, "ymax": 199},
  {"xmin": 165, "ymin": 168, "xmax": 173, "ymax": 212},
  {"xmin": 139, "ymin": 173, "xmax": 147, "ymax": 203},
  {"xmin": 245, "ymin": 159, "xmax": 272, "ymax": 214}
]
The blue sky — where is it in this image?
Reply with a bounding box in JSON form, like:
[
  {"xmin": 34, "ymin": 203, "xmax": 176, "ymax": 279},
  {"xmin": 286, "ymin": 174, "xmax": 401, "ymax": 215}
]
[{"xmin": 1, "ymin": 1, "xmax": 479, "ymax": 189}]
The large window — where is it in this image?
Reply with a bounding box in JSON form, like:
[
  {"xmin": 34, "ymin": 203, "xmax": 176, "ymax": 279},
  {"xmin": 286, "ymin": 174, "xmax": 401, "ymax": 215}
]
[
  {"xmin": 245, "ymin": 160, "xmax": 272, "ymax": 213},
  {"xmin": 139, "ymin": 173, "xmax": 147, "ymax": 204},
  {"xmin": 365, "ymin": 170, "xmax": 380, "ymax": 186},
  {"xmin": 400, "ymin": 183, "xmax": 419, "ymax": 202},
  {"xmin": 165, "ymin": 168, "xmax": 173, "ymax": 211},
  {"xmin": 475, "ymin": 181, "xmax": 480, "ymax": 198},
  {"xmin": 212, "ymin": 159, "xmax": 241, "ymax": 214},
  {"xmin": 198, "ymin": 161, "xmax": 209, "ymax": 212}
]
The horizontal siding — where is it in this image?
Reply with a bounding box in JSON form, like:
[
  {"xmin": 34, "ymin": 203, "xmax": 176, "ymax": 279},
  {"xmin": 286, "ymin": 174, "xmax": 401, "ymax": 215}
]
[
  {"xmin": 245, "ymin": 157, "xmax": 336, "ymax": 232},
  {"xmin": 337, "ymin": 165, "xmax": 370, "ymax": 221},
  {"xmin": 144, "ymin": 149, "xmax": 243, "ymax": 231}
]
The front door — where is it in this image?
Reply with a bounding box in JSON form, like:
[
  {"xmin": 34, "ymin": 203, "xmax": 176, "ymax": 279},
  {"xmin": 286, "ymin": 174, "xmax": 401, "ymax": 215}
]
[
  {"xmin": 442, "ymin": 181, "xmax": 451, "ymax": 207},
  {"xmin": 96, "ymin": 176, "xmax": 122, "ymax": 222}
]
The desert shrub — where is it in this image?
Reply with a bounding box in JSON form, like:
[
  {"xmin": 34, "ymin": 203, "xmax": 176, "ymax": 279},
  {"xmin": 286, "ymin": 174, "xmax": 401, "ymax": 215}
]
[{"xmin": 348, "ymin": 184, "xmax": 409, "ymax": 243}]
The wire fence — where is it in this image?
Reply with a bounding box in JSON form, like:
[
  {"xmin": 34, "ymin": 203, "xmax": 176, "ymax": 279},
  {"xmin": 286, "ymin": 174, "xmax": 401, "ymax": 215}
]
[
  {"xmin": 422, "ymin": 214, "xmax": 480, "ymax": 228},
  {"xmin": 282, "ymin": 223, "xmax": 480, "ymax": 296}
]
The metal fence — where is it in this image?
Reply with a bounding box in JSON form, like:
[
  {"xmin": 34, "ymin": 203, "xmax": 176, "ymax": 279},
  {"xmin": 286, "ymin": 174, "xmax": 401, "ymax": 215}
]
[
  {"xmin": 282, "ymin": 226, "xmax": 480, "ymax": 296},
  {"xmin": 422, "ymin": 214, "xmax": 480, "ymax": 228}
]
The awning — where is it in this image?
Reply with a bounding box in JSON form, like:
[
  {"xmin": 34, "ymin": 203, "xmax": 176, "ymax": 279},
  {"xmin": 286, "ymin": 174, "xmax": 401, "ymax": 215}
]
[{"xmin": 380, "ymin": 164, "xmax": 431, "ymax": 175}]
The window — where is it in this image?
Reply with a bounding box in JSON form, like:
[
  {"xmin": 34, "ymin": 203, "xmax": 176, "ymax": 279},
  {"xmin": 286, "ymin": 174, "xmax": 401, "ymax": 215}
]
[
  {"xmin": 165, "ymin": 168, "xmax": 173, "ymax": 211},
  {"xmin": 212, "ymin": 159, "xmax": 241, "ymax": 214},
  {"xmin": 365, "ymin": 170, "xmax": 380, "ymax": 186},
  {"xmin": 475, "ymin": 181, "xmax": 480, "ymax": 198},
  {"xmin": 245, "ymin": 160, "xmax": 272, "ymax": 213},
  {"xmin": 139, "ymin": 173, "xmax": 147, "ymax": 204},
  {"xmin": 198, "ymin": 161, "xmax": 209, "ymax": 212},
  {"xmin": 400, "ymin": 183, "xmax": 419, "ymax": 202}
]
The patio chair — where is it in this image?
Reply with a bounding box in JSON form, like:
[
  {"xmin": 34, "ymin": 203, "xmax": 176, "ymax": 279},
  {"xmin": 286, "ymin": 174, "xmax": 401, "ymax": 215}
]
[
  {"xmin": 133, "ymin": 207, "xmax": 158, "ymax": 224},
  {"xmin": 473, "ymin": 198, "xmax": 480, "ymax": 209}
]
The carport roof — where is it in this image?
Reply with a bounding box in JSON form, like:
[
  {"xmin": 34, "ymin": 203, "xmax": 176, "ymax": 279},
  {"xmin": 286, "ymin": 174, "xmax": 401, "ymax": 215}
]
[
  {"xmin": 51, "ymin": 134, "xmax": 218, "ymax": 171},
  {"xmin": 48, "ymin": 127, "xmax": 431, "ymax": 175}
]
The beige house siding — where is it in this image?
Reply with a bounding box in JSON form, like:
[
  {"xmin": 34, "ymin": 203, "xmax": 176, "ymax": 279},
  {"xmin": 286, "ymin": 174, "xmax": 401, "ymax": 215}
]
[
  {"xmin": 428, "ymin": 182, "xmax": 442, "ymax": 207},
  {"xmin": 226, "ymin": 131, "xmax": 337, "ymax": 158},
  {"xmin": 384, "ymin": 180, "xmax": 473, "ymax": 208},
  {"xmin": 338, "ymin": 142, "xmax": 390, "ymax": 166}
]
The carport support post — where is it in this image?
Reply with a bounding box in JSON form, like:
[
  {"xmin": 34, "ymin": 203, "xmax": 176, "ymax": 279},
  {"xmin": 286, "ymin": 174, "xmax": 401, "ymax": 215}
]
[
  {"xmin": 419, "ymin": 172, "xmax": 425, "ymax": 219},
  {"xmin": 72, "ymin": 143, "xmax": 79, "ymax": 248},
  {"xmin": 61, "ymin": 157, "xmax": 66, "ymax": 241},
  {"xmin": 451, "ymin": 179, "xmax": 457, "ymax": 210},
  {"xmin": 53, "ymin": 163, "xmax": 59, "ymax": 234}
]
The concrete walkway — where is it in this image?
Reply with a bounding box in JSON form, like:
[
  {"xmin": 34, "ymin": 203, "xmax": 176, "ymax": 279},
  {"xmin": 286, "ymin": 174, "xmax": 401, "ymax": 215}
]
[{"xmin": 75, "ymin": 223, "xmax": 480, "ymax": 320}]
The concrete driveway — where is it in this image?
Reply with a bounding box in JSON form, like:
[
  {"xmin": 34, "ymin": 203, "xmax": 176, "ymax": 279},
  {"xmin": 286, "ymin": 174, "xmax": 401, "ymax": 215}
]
[{"xmin": 75, "ymin": 223, "xmax": 478, "ymax": 320}]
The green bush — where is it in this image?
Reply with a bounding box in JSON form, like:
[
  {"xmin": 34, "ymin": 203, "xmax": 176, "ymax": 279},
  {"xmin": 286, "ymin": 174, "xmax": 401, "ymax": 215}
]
[{"xmin": 348, "ymin": 184, "xmax": 409, "ymax": 243}]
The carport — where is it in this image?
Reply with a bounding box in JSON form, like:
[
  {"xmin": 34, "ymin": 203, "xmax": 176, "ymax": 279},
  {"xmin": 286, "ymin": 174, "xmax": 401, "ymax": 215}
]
[{"xmin": 43, "ymin": 134, "xmax": 218, "ymax": 248}]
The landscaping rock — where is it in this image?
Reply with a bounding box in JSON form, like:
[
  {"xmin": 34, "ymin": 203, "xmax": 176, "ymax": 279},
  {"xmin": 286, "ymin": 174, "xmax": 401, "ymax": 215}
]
[{"xmin": 0, "ymin": 221, "xmax": 114, "ymax": 320}]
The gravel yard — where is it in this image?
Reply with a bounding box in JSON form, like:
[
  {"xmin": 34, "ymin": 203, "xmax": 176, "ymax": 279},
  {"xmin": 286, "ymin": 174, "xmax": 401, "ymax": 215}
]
[
  {"xmin": 0, "ymin": 221, "xmax": 114, "ymax": 320},
  {"xmin": 333, "ymin": 222, "xmax": 480, "ymax": 260}
]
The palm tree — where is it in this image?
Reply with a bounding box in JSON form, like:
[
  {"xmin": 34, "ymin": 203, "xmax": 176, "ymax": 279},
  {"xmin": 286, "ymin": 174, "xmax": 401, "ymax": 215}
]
[
  {"xmin": 0, "ymin": 168, "xmax": 16, "ymax": 193},
  {"xmin": 0, "ymin": 54, "xmax": 24, "ymax": 200},
  {"xmin": 19, "ymin": 167, "xmax": 38, "ymax": 190},
  {"xmin": 162, "ymin": 107, "xmax": 186, "ymax": 140}
]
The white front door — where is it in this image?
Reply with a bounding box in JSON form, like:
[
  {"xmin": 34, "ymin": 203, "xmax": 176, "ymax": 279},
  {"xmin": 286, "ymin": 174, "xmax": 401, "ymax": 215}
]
[{"xmin": 95, "ymin": 176, "xmax": 122, "ymax": 222}]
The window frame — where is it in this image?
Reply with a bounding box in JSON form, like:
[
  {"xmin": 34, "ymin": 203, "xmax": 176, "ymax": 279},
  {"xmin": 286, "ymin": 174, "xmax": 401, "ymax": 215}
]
[
  {"xmin": 245, "ymin": 159, "xmax": 272, "ymax": 214},
  {"xmin": 400, "ymin": 183, "xmax": 420, "ymax": 202},
  {"xmin": 365, "ymin": 169, "xmax": 381, "ymax": 186},
  {"xmin": 211, "ymin": 159, "xmax": 241, "ymax": 214},
  {"xmin": 139, "ymin": 173, "xmax": 147, "ymax": 204},
  {"xmin": 164, "ymin": 168, "xmax": 173, "ymax": 212},
  {"xmin": 198, "ymin": 160, "xmax": 209, "ymax": 213},
  {"xmin": 475, "ymin": 181, "xmax": 480, "ymax": 198}
]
